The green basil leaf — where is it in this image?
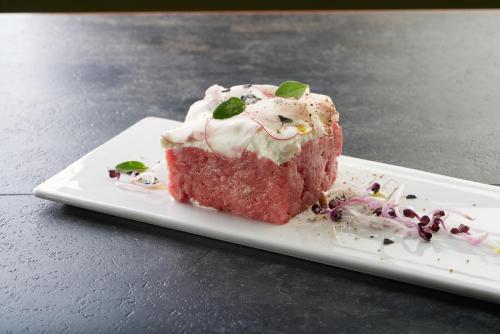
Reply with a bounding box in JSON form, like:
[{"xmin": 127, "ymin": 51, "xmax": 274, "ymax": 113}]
[
  {"xmin": 275, "ymin": 81, "xmax": 309, "ymax": 99},
  {"xmin": 115, "ymin": 161, "xmax": 149, "ymax": 174},
  {"xmin": 212, "ymin": 97, "xmax": 246, "ymax": 120}
]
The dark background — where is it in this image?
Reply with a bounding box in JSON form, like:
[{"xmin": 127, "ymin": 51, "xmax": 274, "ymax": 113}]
[
  {"xmin": 2, "ymin": 3, "xmax": 500, "ymax": 333},
  {"xmin": 2, "ymin": 0, "xmax": 500, "ymax": 12}
]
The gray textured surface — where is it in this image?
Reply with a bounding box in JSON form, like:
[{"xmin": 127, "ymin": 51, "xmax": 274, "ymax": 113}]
[{"xmin": 1, "ymin": 12, "xmax": 500, "ymax": 333}]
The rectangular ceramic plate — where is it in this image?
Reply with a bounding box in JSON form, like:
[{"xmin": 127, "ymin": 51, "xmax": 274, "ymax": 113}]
[{"xmin": 34, "ymin": 117, "xmax": 500, "ymax": 303}]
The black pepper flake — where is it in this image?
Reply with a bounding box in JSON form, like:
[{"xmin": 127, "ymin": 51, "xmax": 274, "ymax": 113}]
[
  {"xmin": 383, "ymin": 238, "xmax": 394, "ymax": 245},
  {"xmin": 278, "ymin": 115, "xmax": 293, "ymax": 124},
  {"xmin": 241, "ymin": 94, "xmax": 260, "ymax": 104},
  {"xmin": 406, "ymin": 194, "xmax": 417, "ymax": 199},
  {"xmin": 244, "ymin": 84, "xmax": 252, "ymax": 88},
  {"xmin": 222, "ymin": 88, "xmax": 230, "ymax": 92},
  {"xmin": 369, "ymin": 235, "xmax": 374, "ymax": 238}
]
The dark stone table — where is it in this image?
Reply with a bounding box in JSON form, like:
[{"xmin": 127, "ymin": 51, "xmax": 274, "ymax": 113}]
[{"xmin": 1, "ymin": 12, "xmax": 500, "ymax": 333}]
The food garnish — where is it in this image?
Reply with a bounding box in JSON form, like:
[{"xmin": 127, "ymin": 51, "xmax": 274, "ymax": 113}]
[
  {"xmin": 241, "ymin": 94, "xmax": 260, "ymax": 104},
  {"xmin": 108, "ymin": 169, "xmax": 120, "ymax": 179},
  {"xmin": 383, "ymin": 238, "xmax": 394, "ymax": 245},
  {"xmin": 311, "ymin": 180, "xmax": 498, "ymax": 252},
  {"xmin": 278, "ymin": 115, "xmax": 293, "ymax": 124},
  {"xmin": 275, "ymin": 81, "xmax": 309, "ymax": 99},
  {"xmin": 212, "ymin": 97, "xmax": 246, "ymax": 119},
  {"xmin": 107, "ymin": 160, "xmax": 167, "ymax": 192},
  {"xmin": 115, "ymin": 161, "xmax": 149, "ymax": 174}
]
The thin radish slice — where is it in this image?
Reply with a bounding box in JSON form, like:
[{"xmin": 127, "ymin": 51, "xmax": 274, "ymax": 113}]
[
  {"xmin": 247, "ymin": 98, "xmax": 311, "ymax": 140},
  {"xmin": 249, "ymin": 116, "xmax": 301, "ymax": 141}
]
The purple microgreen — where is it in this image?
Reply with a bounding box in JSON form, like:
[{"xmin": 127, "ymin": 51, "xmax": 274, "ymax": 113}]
[
  {"xmin": 418, "ymin": 227, "xmax": 432, "ymax": 241},
  {"xmin": 419, "ymin": 215, "xmax": 430, "ymax": 226},
  {"xmin": 311, "ymin": 203, "xmax": 322, "ymax": 214},
  {"xmin": 370, "ymin": 182, "xmax": 381, "ymax": 194},
  {"xmin": 330, "ymin": 209, "xmax": 343, "ymax": 222},
  {"xmin": 108, "ymin": 169, "xmax": 120, "ymax": 179},
  {"xmin": 433, "ymin": 210, "xmax": 446, "ymax": 217},
  {"xmin": 403, "ymin": 209, "xmax": 419, "ymax": 219},
  {"xmin": 458, "ymin": 224, "xmax": 470, "ymax": 233},
  {"xmin": 328, "ymin": 198, "xmax": 337, "ymax": 209},
  {"xmin": 430, "ymin": 223, "xmax": 440, "ymax": 232}
]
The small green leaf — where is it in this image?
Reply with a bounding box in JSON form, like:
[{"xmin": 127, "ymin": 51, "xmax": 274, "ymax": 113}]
[
  {"xmin": 115, "ymin": 161, "xmax": 149, "ymax": 174},
  {"xmin": 213, "ymin": 97, "xmax": 246, "ymax": 120},
  {"xmin": 275, "ymin": 81, "xmax": 309, "ymax": 99}
]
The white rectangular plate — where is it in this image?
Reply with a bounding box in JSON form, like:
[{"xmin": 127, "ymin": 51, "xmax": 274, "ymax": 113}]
[{"xmin": 34, "ymin": 117, "xmax": 500, "ymax": 303}]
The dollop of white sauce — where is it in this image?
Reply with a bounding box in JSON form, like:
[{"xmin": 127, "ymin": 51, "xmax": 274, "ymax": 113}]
[{"xmin": 161, "ymin": 84, "xmax": 339, "ymax": 165}]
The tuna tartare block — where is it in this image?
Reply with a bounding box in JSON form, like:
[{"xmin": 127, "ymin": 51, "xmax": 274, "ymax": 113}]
[{"xmin": 161, "ymin": 82, "xmax": 342, "ymax": 224}]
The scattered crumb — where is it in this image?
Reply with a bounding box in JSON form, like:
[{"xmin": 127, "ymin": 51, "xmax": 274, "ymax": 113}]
[
  {"xmin": 422, "ymin": 208, "xmax": 426, "ymax": 212},
  {"xmin": 377, "ymin": 249, "xmax": 381, "ymax": 252},
  {"xmin": 354, "ymin": 237, "xmax": 359, "ymax": 241},
  {"xmin": 449, "ymin": 268, "xmax": 454, "ymax": 273},
  {"xmin": 437, "ymin": 258, "xmax": 440, "ymax": 262},
  {"xmin": 472, "ymin": 203, "xmax": 476, "ymax": 207},
  {"xmin": 466, "ymin": 259, "xmax": 470, "ymax": 263},
  {"xmin": 370, "ymin": 235, "xmax": 374, "ymax": 239},
  {"xmin": 405, "ymin": 194, "xmax": 417, "ymax": 199},
  {"xmin": 383, "ymin": 238, "xmax": 394, "ymax": 245}
]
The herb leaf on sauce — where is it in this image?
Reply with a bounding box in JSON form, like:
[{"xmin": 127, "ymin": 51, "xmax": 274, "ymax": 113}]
[
  {"xmin": 213, "ymin": 97, "xmax": 246, "ymax": 120},
  {"xmin": 115, "ymin": 161, "xmax": 149, "ymax": 174},
  {"xmin": 275, "ymin": 81, "xmax": 309, "ymax": 99}
]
